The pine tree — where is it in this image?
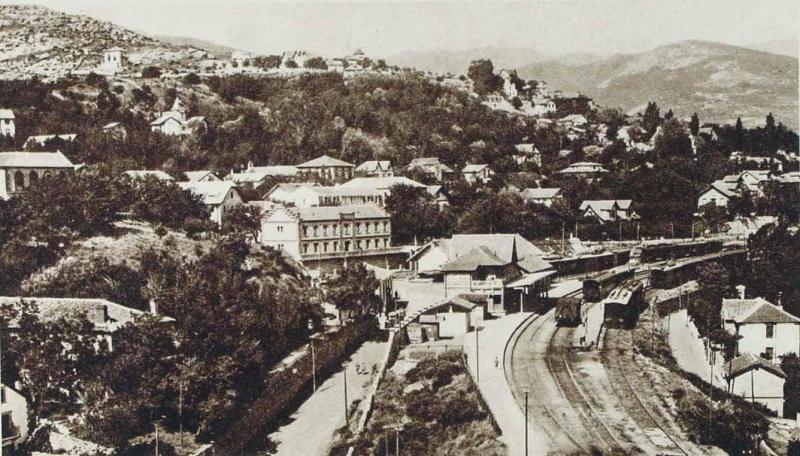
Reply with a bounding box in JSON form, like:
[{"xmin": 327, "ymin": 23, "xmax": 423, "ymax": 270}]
[
  {"xmin": 690, "ymin": 113, "xmax": 700, "ymax": 136},
  {"xmin": 642, "ymin": 101, "xmax": 661, "ymax": 136},
  {"xmin": 734, "ymin": 117, "xmax": 744, "ymax": 150}
]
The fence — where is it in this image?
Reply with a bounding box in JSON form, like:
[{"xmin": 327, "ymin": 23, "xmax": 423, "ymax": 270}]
[{"xmin": 214, "ymin": 318, "xmax": 377, "ymax": 455}]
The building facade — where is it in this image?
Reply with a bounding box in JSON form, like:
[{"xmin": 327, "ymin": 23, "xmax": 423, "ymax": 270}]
[
  {"xmin": 0, "ymin": 109, "xmax": 15, "ymax": 138},
  {"xmin": 722, "ymin": 297, "xmax": 800, "ymax": 361},
  {"xmin": 296, "ymin": 155, "xmax": 355, "ymax": 182},
  {"xmin": 0, "ymin": 151, "xmax": 75, "ymax": 200}
]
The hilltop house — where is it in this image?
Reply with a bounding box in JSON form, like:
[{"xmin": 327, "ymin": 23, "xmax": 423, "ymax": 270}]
[
  {"xmin": 150, "ymin": 98, "xmax": 207, "ymax": 136},
  {"xmin": 0, "ymin": 151, "xmax": 75, "ymax": 200},
  {"xmin": 521, "ymin": 188, "xmax": 563, "ymax": 207},
  {"xmin": 408, "ymin": 234, "xmax": 555, "ymax": 315},
  {"xmin": 23, "ymin": 134, "xmax": 77, "ymax": 150},
  {"xmin": 579, "ymin": 200, "xmax": 638, "ymax": 223},
  {"xmin": 1, "ymin": 384, "xmax": 28, "ymax": 451},
  {"xmin": 555, "ymin": 161, "xmax": 609, "ymax": 179},
  {"xmin": 723, "ymin": 353, "xmax": 786, "ymax": 416},
  {"xmin": 178, "ymin": 181, "xmax": 243, "ymax": 226},
  {"xmin": 296, "ymin": 155, "xmax": 355, "ymax": 182},
  {"xmin": 256, "ymin": 204, "xmax": 392, "ymax": 261},
  {"xmin": 498, "ymin": 69, "xmax": 520, "ymax": 98},
  {"xmin": 530, "ymin": 97, "xmax": 556, "ymax": 116},
  {"xmin": 514, "ymin": 143, "xmax": 542, "ymax": 166},
  {"xmin": 721, "ymin": 296, "xmax": 800, "ymax": 361},
  {"xmin": 281, "ymin": 50, "xmax": 309, "ymax": 68},
  {"xmin": 406, "ymin": 157, "xmax": 455, "ymax": 182},
  {"xmin": 462, "ymin": 164, "xmax": 494, "ymax": 184},
  {"xmin": 100, "ymin": 47, "xmax": 126, "ymax": 75},
  {"xmin": 0, "ymin": 109, "xmax": 15, "ymax": 138},
  {"xmin": 356, "ymin": 160, "xmax": 394, "ymax": 177}
]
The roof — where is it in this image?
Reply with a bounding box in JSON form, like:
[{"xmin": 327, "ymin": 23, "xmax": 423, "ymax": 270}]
[
  {"xmin": 340, "ymin": 176, "xmax": 425, "ymax": 191},
  {"xmin": 514, "ymin": 143, "xmax": 540, "ymax": 154},
  {"xmin": 270, "ymin": 204, "xmax": 388, "ymax": 222},
  {"xmin": 721, "ymin": 298, "xmax": 800, "ymax": 325},
  {"xmin": 580, "ymin": 200, "xmax": 632, "ymax": 211},
  {"xmin": 412, "ymin": 233, "xmax": 552, "ymax": 273},
  {"xmin": 105, "ymin": 47, "xmax": 125, "ymax": 52},
  {"xmin": 506, "ymin": 269, "xmax": 557, "ymax": 288},
  {"xmin": 150, "ymin": 112, "xmax": 184, "ymax": 126},
  {"xmin": 441, "ymin": 246, "xmax": 508, "ymax": 271},
  {"xmin": 556, "ymin": 161, "xmax": 609, "ymax": 174},
  {"xmin": 265, "ymin": 182, "xmax": 318, "ymax": 198},
  {"xmin": 703, "ymin": 180, "xmax": 739, "ymax": 199},
  {"xmin": 178, "ymin": 181, "xmax": 239, "ymax": 205},
  {"xmin": 102, "ymin": 121, "xmax": 122, "ymax": 129},
  {"xmin": 123, "ymin": 170, "xmax": 174, "ymax": 181},
  {"xmin": 0, "ymin": 109, "xmax": 14, "ymax": 119},
  {"xmin": 0, "ymin": 151, "xmax": 74, "ymax": 168},
  {"xmin": 722, "ymin": 353, "xmax": 786, "ymax": 379},
  {"xmin": 356, "ymin": 160, "xmax": 392, "ymax": 172},
  {"xmin": 23, "ymin": 134, "xmax": 77, "ymax": 146},
  {"xmin": 184, "ymin": 170, "xmax": 217, "ymax": 182},
  {"xmin": 245, "ymin": 165, "xmax": 299, "ymax": 177},
  {"xmin": 0, "ymin": 296, "xmax": 172, "ymax": 332},
  {"xmin": 522, "ymin": 188, "xmax": 561, "ymax": 200},
  {"xmin": 407, "ymin": 157, "xmax": 454, "ymax": 172},
  {"xmin": 423, "ymin": 295, "xmax": 481, "ymax": 313},
  {"xmin": 463, "ymin": 164, "xmax": 490, "ymax": 173},
  {"xmin": 297, "ymin": 155, "xmax": 354, "ymax": 168}
]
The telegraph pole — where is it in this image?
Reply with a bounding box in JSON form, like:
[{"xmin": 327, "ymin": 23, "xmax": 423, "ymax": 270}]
[
  {"xmin": 344, "ymin": 368, "xmax": 349, "ymax": 426},
  {"xmin": 476, "ymin": 326, "xmax": 480, "ymax": 383},
  {"xmin": 524, "ymin": 389, "xmax": 530, "ymax": 456}
]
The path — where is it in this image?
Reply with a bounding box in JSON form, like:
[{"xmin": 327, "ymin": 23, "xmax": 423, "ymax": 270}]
[
  {"xmin": 263, "ymin": 340, "xmax": 387, "ymax": 456},
  {"xmin": 463, "ymin": 313, "xmax": 550, "ymax": 456}
]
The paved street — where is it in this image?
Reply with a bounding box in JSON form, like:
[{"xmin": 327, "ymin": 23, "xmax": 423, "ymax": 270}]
[{"xmin": 263, "ymin": 340, "xmax": 387, "ymax": 456}]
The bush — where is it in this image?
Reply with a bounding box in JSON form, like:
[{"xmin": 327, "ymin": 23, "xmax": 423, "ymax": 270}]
[
  {"xmin": 141, "ymin": 66, "xmax": 162, "ymax": 78},
  {"xmin": 183, "ymin": 72, "xmax": 201, "ymax": 85}
]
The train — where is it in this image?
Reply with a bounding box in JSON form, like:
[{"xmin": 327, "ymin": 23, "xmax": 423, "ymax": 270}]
[
  {"xmin": 555, "ymin": 296, "xmax": 582, "ymax": 327},
  {"xmin": 602, "ymin": 279, "xmax": 645, "ymax": 328},
  {"xmin": 649, "ymin": 248, "xmax": 747, "ymax": 289},
  {"xmin": 638, "ymin": 239, "xmax": 723, "ymax": 263},
  {"xmin": 550, "ymin": 250, "xmax": 631, "ymax": 277},
  {"xmin": 582, "ymin": 266, "xmax": 635, "ymax": 302}
]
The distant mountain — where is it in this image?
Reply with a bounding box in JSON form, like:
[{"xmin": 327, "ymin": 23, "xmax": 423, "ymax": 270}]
[
  {"xmin": 154, "ymin": 35, "xmax": 243, "ymax": 58},
  {"xmin": 519, "ymin": 40, "xmax": 799, "ymax": 128},
  {"xmin": 745, "ymin": 36, "xmax": 798, "ymax": 58},
  {"xmin": 387, "ymin": 47, "xmax": 546, "ymax": 75}
]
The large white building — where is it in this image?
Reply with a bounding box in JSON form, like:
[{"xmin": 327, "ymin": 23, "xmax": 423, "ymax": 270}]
[{"xmin": 721, "ymin": 296, "xmax": 800, "ymax": 361}]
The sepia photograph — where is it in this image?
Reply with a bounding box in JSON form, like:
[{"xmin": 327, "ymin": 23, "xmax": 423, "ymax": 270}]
[{"xmin": 0, "ymin": 0, "xmax": 798, "ymax": 454}]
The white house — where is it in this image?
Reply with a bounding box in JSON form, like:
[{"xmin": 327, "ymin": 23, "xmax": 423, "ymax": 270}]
[
  {"xmin": 462, "ymin": 164, "xmax": 494, "ymax": 184},
  {"xmin": 339, "ymin": 176, "xmax": 426, "ymax": 198},
  {"xmin": 123, "ymin": 170, "xmax": 174, "ymax": 181},
  {"xmin": 1, "ymin": 384, "xmax": 28, "ymax": 451},
  {"xmin": 721, "ymin": 296, "xmax": 800, "ymax": 361},
  {"xmin": 521, "ymin": 188, "xmax": 562, "ymax": 207},
  {"xmin": 356, "ymin": 160, "xmax": 394, "ymax": 177},
  {"xmin": 410, "ymin": 295, "xmax": 486, "ymax": 341},
  {"xmin": 266, "ymin": 184, "xmax": 384, "ymax": 208},
  {"xmin": 150, "ymin": 99, "xmax": 206, "ymax": 136},
  {"xmin": 513, "ymin": 143, "xmax": 542, "ymax": 166},
  {"xmin": 101, "ymin": 47, "xmax": 126, "ymax": 75},
  {"xmin": 0, "ymin": 109, "xmax": 15, "ymax": 138},
  {"xmin": 183, "ymin": 170, "xmax": 220, "ymax": 182},
  {"xmin": 0, "ymin": 151, "xmax": 75, "ymax": 200},
  {"xmin": 697, "ymin": 180, "xmax": 739, "ymax": 208},
  {"xmin": 579, "ymin": 200, "xmax": 638, "ymax": 223},
  {"xmin": 723, "ymin": 353, "xmax": 786, "ymax": 416},
  {"xmin": 179, "ymin": 181, "xmax": 243, "ymax": 226},
  {"xmin": 530, "ymin": 97, "xmax": 556, "ymax": 116}
]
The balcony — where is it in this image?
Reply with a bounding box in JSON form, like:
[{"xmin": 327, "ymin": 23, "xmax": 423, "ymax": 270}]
[
  {"xmin": 300, "ymin": 246, "xmax": 405, "ymax": 261},
  {"xmin": 470, "ymin": 279, "xmax": 505, "ymax": 291}
]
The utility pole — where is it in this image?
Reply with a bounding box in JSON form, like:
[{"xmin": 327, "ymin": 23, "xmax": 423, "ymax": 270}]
[
  {"xmin": 395, "ymin": 427, "xmax": 400, "ymax": 456},
  {"xmin": 476, "ymin": 326, "xmax": 480, "ymax": 383},
  {"xmin": 179, "ymin": 381, "xmax": 184, "ymax": 449},
  {"xmin": 344, "ymin": 368, "xmax": 349, "ymax": 426},
  {"xmin": 154, "ymin": 423, "xmax": 159, "ymax": 456},
  {"xmin": 561, "ymin": 220, "xmax": 565, "ymax": 253},
  {"xmin": 524, "ymin": 389, "xmax": 530, "ymax": 456},
  {"xmin": 311, "ymin": 338, "xmax": 317, "ymax": 392}
]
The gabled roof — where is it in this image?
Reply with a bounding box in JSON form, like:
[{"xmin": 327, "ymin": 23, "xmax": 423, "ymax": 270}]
[
  {"xmin": 0, "ymin": 109, "xmax": 15, "ymax": 119},
  {"xmin": 722, "ymin": 298, "xmax": 800, "ymax": 325},
  {"xmin": 722, "ymin": 353, "xmax": 786, "ymax": 379},
  {"xmin": 407, "ymin": 157, "xmax": 454, "ymax": 172},
  {"xmin": 265, "ymin": 182, "xmax": 318, "ymax": 198},
  {"xmin": 580, "ymin": 200, "xmax": 632, "ymax": 211},
  {"xmin": 297, "ymin": 155, "xmax": 354, "ymax": 168},
  {"xmin": 123, "ymin": 170, "xmax": 174, "ymax": 181},
  {"xmin": 522, "ymin": 188, "xmax": 561, "ymax": 200},
  {"xmin": 102, "ymin": 121, "xmax": 122, "ymax": 129},
  {"xmin": 411, "ymin": 233, "xmax": 552, "ymax": 273},
  {"xmin": 463, "ymin": 164, "xmax": 490, "ymax": 173},
  {"xmin": 356, "ymin": 160, "xmax": 392, "ymax": 172},
  {"xmin": 702, "ymin": 180, "xmax": 739, "ymax": 199},
  {"xmin": 340, "ymin": 176, "xmax": 425, "ymax": 190},
  {"xmin": 441, "ymin": 246, "xmax": 508, "ymax": 271},
  {"xmin": 178, "ymin": 181, "xmax": 239, "ymax": 206},
  {"xmin": 150, "ymin": 112, "xmax": 184, "ymax": 126},
  {"xmin": 184, "ymin": 170, "xmax": 218, "ymax": 182},
  {"xmin": 0, "ymin": 296, "xmax": 172, "ymax": 333},
  {"xmin": 0, "ymin": 151, "xmax": 74, "ymax": 168}
]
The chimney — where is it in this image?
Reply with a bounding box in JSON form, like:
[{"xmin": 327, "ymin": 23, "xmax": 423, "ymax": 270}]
[
  {"xmin": 735, "ymin": 285, "xmax": 746, "ymax": 299},
  {"xmin": 89, "ymin": 304, "xmax": 107, "ymax": 324},
  {"xmin": 149, "ymin": 299, "xmax": 159, "ymax": 317},
  {"xmin": 777, "ymin": 292, "xmax": 783, "ymax": 307},
  {"xmin": 247, "ymin": 161, "xmax": 254, "ymax": 170}
]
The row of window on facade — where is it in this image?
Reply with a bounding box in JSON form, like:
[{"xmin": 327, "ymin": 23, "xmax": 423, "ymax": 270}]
[
  {"xmin": 300, "ymin": 220, "xmax": 389, "ymax": 238},
  {"xmin": 301, "ymin": 237, "xmax": 389, "ymax": 255},
  {"xmin": 6, "ymin": 169, "xmax": 68, "ymax": 193}
]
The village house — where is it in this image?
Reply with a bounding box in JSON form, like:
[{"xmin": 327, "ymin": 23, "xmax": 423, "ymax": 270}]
[
  {"xmin": 1, "ymin": 383, "xmax": 28, "ymax": 451},
  {"xmin": 100, "ymin": 47, "xmax": 126, "ymax": 75},
  {"xmin": 697, "ymin": 178, "xmax": 739, "ymax": 208},
  {"xmin": 514, "ymin": 143, "xmax": 542, "ymax": 166},
  {"xmin": 426, "ymin": 185, "xmax": 450, "ymax": 208},
  {"xmin": 0, "ymin": 296, "xmax": 173, "ymax": 351},
  {"xmin": 723, "ymin": 353, "xmax": 786, "ymax": 416},
  {"xmin": 101, "ymin": 121, "xmax": 127, "ymax": 140},
  {"xmin": 326, "ymin": 59, "xmax": 345, "ymax": 73},
  {"xmin": 405, "ymin": 295, "xmax": 486, "ymax": 342},
  {"xmin": 579, "ymin": 200, "xmax": 638, "ymax": 223},
  {"xmin": 123, "ymin": 170, "xmax": 174, "ymax": 181},
  {"xmin": 150, "ymin": 98, "xmax": 207, "ymax": 137},
  {"xmin": 227, "ymin": 162, "xmax": 300, "ymax": 188},
  {"xmin": 408, "ymin": 234, "xmax": 555, "ymax": 315},
  {"xmin": 296, "ymin": 155, "xmax": 355, "ymax": 182},
  {"xmin": 0, "ymin": 151, "xmax": 75, "ymax": 200},
  {"xmin": 559, "ymin": 113, "xmax": 589, "ymax": 128},
  {"xmin": 498, "ymin": 69, "xmax": 520, "ymax": 98},
  {"xmin": 256, "ymin": 204, "xmax": 392, "ymax": 261},
  {"xmin": 281, "ymin": 50, "xmax": 309, "ymax": 68},
  {"xmin": 0, "ymin": 109, "xmax": 15, "ymax": 138},
  {"xmin": 183, "ymin": 170, "xmax": 220, "ymax": 182},
  {"xmin": 406, "ymin": 157, "xmax": 455, "ymax": 182},
  {"xmin": 555, "ymin": 161, "xmax": 610, "ymax": 179},
  {"xmin": 530, "ymin": 97, "xmax": 556, "ymax": 116},
  {"xmin": 462, "ymin": 164, "xmax": 494, "ymax": 184},
  {"xmin": 339, "ymin": 176, "xmax": 449, "ymax": 207},
  {"xmin": 721, "ymin": 295, "xmax": 800, "ymax": 361},
  {"xmin": 178, "ymin": 180, "xmax": 243, "ymax": 226},
  {"xmin": 355, "ymin": 160, "xmax": 394, "ymax": 177},
  {"xmin": 521, "ymin": 188, "xmax": 563, "ymax": 207},
  {"xmin": 23, "ymin": 134, "xmax": 77, "ymax": 150}
]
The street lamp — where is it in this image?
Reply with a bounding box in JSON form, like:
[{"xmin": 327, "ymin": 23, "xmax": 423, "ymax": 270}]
[
  {"xmin": 691, "ymin": 212, "xmax": 701, "ymax": 240},
  {"xmin": 383, "ymin": 424, "xmax": 402, "ymax": 455},
  {"xmin": 523, "ymin": 388, "xmax": 530, "ymax": 456}
]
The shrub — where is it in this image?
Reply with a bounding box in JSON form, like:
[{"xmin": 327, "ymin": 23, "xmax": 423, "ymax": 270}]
[
  {"xmin": 141, "ymin": 66, "xmax": 162, "ymax": 78},
  {"xmin": 183, "ymin": 72, "xmax": 201, "ymax": 85}
]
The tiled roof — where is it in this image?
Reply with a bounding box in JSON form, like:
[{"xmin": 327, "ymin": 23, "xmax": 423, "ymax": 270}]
[
  {"xmin": 178, "ymin": 181, "xmax": 238, "ymax": 206},
  {"xmin": 441, "ymin": 246, "xmax": 507, "ymax": 271},
  {"xmin": 123, "ymin": 170, "xmax": 174, "ymax": 181},
  {"xmin": 0, "ymin": 151, "xmax": 74, "ymax": 168},
  {"xmin": 286, "ymin": 204, "xmax": 388, "ymax": 222},
  {"xmin": 463, "ymin": 164, "xmax": 489, "ymax": 173},
  {"xmin": 248, "ymin": 165, "xmax": 299, "ymax": 176},
  {"xmin": 722, "ymin": 353, "xmax": 786, "ymax": 379},
  {"xmin": 721, "ymin": 298, "xmax": 800, "ymax": 324},
  {"xmin": 414, "ymin": 233, "xmax": 552, "ymax": 273},
  {"xmin": 150, "ymin": 113, "xmax": 183, "ymax": 126},
  {"xmin": 297, "ymin": 155, "xmax": 354, "ymax": 168},
  {"xmin": 355, "ymin": 160, "xmax": 391, "ymax": 172},
  {"xmin": 0, "ymin": 109, "xmax": 14, "ymax": 119},
  {"xmin": 522, "ymin": 188, "xmax": 561, "ymax": 200},
  {"xmin": 184, "ymin": 170, "xmax": 217, "ymax": 182},
  {"xmin": 340, "ymin": 176, "xmax": 425, "ymax": 190},
  {"xmin": 407, "ymin": 157, "xmax": 453, "ymax": 172},
  {"xmin": 556, "ymin": 162, "xmax": 609, "ymax": 174}
]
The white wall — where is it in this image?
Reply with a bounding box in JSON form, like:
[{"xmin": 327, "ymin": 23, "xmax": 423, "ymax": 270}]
[
  {"xmin": 0, "ymin": 119, "xmax": 14, "ymax": 138},
  {"xmin": 152, "ymin": 117, "xmax": 184, "ymax": 136},
  {"xmin": 415, "ymin": 246, "xmax": 449, "ymax": 272},
  {"xmin": 1, "ymin": 385, "xmax": 28, "ymax": 447},
  {"xmin": 735, "ymin": 322, "xmax": 800, "ymax": 360},
  {"xmin": 698, "ymin": 188, "xmax": 729, "ymax": 208},
  {"xmin": 729, "ymin": 368, "xmax": 785, "ymax": 416},
  {"xmin": 259, "ymin": 209, "xmax": 301, "ymax": 259}
]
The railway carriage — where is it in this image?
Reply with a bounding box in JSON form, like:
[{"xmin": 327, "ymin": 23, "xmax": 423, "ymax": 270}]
[
  {"xmin": 555, "ymin": 297, "xmax": 582, "ymax": 327},
  {"xmin": 582, "ymin": 267, "xmax": 634, "ymax": 302},
  {"xmin": 602, "ymin": 279, "xmax": 644, "ymax": 328},
  {"xmin": 639, "ymin": 240, "xmax": 723, "ymax": 263},
  {"xmin": 650, "ymin": 248, "xmax": 746, "ymax": 289}
]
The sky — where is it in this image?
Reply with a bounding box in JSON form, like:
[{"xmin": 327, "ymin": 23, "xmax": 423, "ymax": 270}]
[{"xmin": 8, "ymin": 0, "xmax": 799, "ymax": 57}]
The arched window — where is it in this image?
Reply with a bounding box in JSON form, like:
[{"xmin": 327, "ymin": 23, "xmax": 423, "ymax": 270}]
[
  {"xmin": 28, "ymin": 170, "xmax": 38, "ymax": 186},
  {"xmin": 14, "ymin": 170, "xmax": 24, "ymax": 190}
]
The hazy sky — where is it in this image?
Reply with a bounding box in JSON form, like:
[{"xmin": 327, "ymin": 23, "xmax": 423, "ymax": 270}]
[{"xmin": 13, "ymin": 0, "xmax": 800, "ymax": 57}]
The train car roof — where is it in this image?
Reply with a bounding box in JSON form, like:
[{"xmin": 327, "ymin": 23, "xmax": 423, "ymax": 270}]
[{"xmin": 654, "ymin": 248, "xmax": 746, "ymax": 272}]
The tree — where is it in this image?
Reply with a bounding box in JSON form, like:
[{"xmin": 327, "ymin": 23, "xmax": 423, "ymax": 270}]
[
  {"xmin": 384, "ymin": 184, "xmax": 454, "ymax": 244},
  {"xmin": 253, "ymin": 55, "xmax": 281, "ymax": 69},
  {"xmin": 126, "ymin": 177, "xmax": 209, "ymax": 230},
  {"xmin": 141, "ymin": 66, "xmax": 162, "ymax": 79},
  {"xmin": 780, "ymin": 353, "xmax": 800, "ymax": 418},
  {"xmin": 183, "ymin": 72, "xmax": 201, "ymax": 85},
  {"xmin": 511, "ymin": 96, "xmax": 522, "ymax": 109},
  {"xmin": 642, "ymin": 101, "xmax": 661, "ymax": 136},
  {"xmin": 654, "ymin": 118, "xmax": 693, "ymax": 158},
  {"xmin": 467, "ymin": 59, "xmax": 500, "ymax": 96},
  {"xmin": 304, "ymin": 56, "xmax": 328, "ymax": 70},
  {"xmin": 221, "ymin": 204, "xmax": 262, "ymax": 241},
  {"xmin": 325, "ymin": 262, "xmax": 380, "ymax": 318},
  {"xmin": 284, "ymin": 59, "xmax": 298, "ymax": 69},
  {"xmin": 690, "ymin": 113, "xmax": 700, "ymax": 136}
]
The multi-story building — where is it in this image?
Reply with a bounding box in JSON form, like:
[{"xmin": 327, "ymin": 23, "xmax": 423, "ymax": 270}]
[
  {"xmin": 257, "ymin": 204, "xmax": 392, "ymax": 261},
  {"xmin": 722, "ymin": 296, "xmax": 800, "ymax": 361},
  {"xmin": 296, "ymin": 155, "xmax": 355, "ymax": 182},
  {"xmin": 0, "ymin": 151, "xmax": 75, "ymax": 200},
  {"xmin": 579, "ymin": 200, "xmax": 638, "ymax": 223}
]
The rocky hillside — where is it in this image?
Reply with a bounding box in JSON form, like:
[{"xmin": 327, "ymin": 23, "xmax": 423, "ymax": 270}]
[
  {"xmin": 518, "ymin": 40, "xmax": 799, "ymax": 128},
  {"xmin": 0, "ymin": 4, "xmax": 204, "ymax": 80}
]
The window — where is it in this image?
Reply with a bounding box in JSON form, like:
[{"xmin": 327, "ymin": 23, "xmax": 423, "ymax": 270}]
[
  {"xmin": 303, "ymin": 244, "xmax": 309, "ymax": 254},
  {"xmin": 277, "ymin": 225, "xmax": 284, "ymax": 233},
  {"xmin": 1, "ymin": 386, "xmax": 5, "ymax": 403},
  {"xmin": 2, "ymin": 412, "xmax": 15, "ymax": 439},
  {"xmin": 766, "ymin": 324, "xmax": 775, "ymax": 338},
  {"xmin": 765, "ymin": 347, "xmax": 774, "ymax": 360}
]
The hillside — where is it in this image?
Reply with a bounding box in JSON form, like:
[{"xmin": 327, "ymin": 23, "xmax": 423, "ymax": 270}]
[
  {"xmin": 154, "ymin": 35, "xmax": 244, "ymax": 58},
  {"xmin": 518, "ymin": 40, "xmax": 799, "ymax": 128},
  {"xmin": 0, "ymin": 4, "xmax": 205, "ymax": 80},
  {"xmin": 745, "ymin": 36, "xmax": 798, "ymax": 58},
  {"xmin": 388, "ymin": 46, "xmax": 544, "ymax": 75}
]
